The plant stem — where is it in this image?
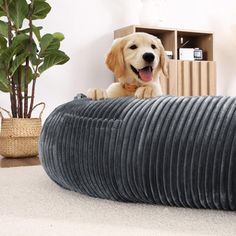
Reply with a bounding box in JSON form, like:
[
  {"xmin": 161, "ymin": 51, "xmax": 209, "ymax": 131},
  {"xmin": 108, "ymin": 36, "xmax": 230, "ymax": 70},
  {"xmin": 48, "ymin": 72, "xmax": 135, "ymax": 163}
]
[
  {"xmin": 11, "ymin": 82, "xmax": 17, "ymax": 117},
  {"xmin": 14, "ymin": 28, "xmax": 23, "ymax": 118},
  {"xmin": 24, "ymin": 58, "xmax": 29, "ymax": 118},
  {"xmin": 28, "ymin": 61, "xmax": 39, "ymax": 118},
  {"xmin": 24, "ymin": 1, "xmax": 34, "ymax": 118},
  {"xmin": 4, "ymin": 0, "xmax": 17, "ymax": 117},
  {"xmin": 28, "ymin": 78, "xmax": 36, "ymax": 118},
  {"xmin": 8, "ymin": 76, "xmax": 17, "ymax": 118},
  {"xmin": 17, "ymin": 67, "xmax": 23, "ymax": 118}
]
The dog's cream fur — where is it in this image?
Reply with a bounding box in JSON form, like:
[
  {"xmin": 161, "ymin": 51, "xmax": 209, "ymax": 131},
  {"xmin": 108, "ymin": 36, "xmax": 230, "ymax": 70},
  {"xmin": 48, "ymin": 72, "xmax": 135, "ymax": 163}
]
[{"xmin": 87, "ymin": 33, "xmax": 167, "ymax": 100}]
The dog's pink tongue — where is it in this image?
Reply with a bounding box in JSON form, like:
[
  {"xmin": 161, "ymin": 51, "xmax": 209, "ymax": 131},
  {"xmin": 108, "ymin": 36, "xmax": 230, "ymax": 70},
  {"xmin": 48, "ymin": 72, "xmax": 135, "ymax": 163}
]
[{"xmin": 139, "ymin": 67, "xmax": 153, "ymax": 82}]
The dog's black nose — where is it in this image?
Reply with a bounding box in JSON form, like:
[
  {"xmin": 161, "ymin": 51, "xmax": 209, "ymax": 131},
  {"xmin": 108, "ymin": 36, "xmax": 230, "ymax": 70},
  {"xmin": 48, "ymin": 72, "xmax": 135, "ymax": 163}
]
[{"xmin": 143, "ymin": 53, "xmax": 155, "ymax": 63}]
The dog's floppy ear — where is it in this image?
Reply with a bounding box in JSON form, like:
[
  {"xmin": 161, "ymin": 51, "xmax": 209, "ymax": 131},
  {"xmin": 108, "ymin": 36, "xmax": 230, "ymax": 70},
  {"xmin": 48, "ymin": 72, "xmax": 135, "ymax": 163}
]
[
  {"xmin": 156, "ymin": 38, "xmax": 168, "ymax": 77},
  {"xmin": 105, "ymin": 38, "xmax": 125, "ymax": 78}
]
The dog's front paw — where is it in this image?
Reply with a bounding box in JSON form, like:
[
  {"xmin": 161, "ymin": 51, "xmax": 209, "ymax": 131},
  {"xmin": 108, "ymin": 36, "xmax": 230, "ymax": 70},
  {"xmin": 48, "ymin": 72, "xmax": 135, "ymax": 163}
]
[
  {"xmin": 87, "ymin": 88, "xmax": 108, "ymax": 100},
  {"xmin": 135, "ymin": 86, "xmax": 157, "ymax": 99}
]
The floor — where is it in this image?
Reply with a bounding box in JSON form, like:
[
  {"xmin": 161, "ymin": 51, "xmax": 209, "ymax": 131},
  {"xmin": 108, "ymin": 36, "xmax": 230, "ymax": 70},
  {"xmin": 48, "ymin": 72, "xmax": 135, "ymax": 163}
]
[
  {"xmin": 0, "ymin": 166, "xmax": 236, "ymax": 236},
  {"xmin": 0, "ymin": 155, "xmax": 40, "ymax": 168}
]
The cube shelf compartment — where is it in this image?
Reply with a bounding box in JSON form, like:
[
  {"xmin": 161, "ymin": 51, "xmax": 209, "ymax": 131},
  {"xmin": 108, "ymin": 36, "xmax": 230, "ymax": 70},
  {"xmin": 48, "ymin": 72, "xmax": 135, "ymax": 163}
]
[{"xmin": 114, "ymin": 25, "xmax": 216, "ymax": 96}]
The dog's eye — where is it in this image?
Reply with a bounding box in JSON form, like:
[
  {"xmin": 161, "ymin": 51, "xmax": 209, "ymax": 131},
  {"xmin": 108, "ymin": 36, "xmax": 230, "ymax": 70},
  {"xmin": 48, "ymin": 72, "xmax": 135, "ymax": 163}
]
[
  {"xmin": 151, "ymin": 44, "xmax": 157, "ymax": 49},
  {"xmin": 129, "ymin": 44, "xmax": 138, "ymax": 50}
]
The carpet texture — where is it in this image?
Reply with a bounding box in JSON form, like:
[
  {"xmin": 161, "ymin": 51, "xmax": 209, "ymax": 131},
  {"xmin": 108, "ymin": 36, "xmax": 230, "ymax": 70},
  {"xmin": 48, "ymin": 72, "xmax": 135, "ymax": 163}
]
[
  {"xmin": 40, "ymin": 95, "xmax": 236, "ymax": 210},
  {"xmin": 0, "ymin": 166, "xmax": 236, "ymax": 236}
]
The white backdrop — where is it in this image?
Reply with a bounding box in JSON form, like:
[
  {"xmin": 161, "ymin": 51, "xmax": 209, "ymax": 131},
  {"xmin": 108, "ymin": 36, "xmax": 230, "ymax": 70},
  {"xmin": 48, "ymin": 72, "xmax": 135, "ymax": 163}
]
[{"xmin": 1, "ymin": 0, "xmax": 236, "ymax": 119}]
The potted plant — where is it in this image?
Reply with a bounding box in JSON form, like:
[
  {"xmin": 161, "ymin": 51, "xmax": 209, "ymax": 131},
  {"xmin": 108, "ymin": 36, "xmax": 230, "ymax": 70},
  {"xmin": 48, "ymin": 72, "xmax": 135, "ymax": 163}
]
[{"xmin": 0, "ymin": 0, "xmax": 69, "ymax": 158}]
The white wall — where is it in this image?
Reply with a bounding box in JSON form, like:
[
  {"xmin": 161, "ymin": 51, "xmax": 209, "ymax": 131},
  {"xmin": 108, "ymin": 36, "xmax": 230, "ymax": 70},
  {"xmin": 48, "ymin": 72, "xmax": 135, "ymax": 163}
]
[{"xmin": 1, "ymin": 0, "xmax": 236, "ymax": 120}]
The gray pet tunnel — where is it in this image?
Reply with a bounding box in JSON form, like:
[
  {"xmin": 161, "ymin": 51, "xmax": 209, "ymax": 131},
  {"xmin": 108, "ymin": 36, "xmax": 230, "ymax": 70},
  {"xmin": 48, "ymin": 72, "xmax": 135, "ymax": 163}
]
[{"xmin": 39, "ymin": 95, "xmax": 236, "ymax": 211}]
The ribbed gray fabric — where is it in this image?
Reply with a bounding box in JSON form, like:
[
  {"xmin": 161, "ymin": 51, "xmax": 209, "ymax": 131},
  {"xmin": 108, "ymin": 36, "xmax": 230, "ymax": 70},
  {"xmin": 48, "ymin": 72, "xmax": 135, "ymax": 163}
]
[{"xmin": 39, "ymin": 95, "xmax": 236, "ymax": 211}]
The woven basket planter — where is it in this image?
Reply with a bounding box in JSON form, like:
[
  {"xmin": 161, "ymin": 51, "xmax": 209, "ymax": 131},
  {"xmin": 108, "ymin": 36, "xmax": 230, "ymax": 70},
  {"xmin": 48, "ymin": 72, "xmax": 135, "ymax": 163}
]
[{"xmin": 0, "ymin": 103, "xmax": 45, "ymax": 158}]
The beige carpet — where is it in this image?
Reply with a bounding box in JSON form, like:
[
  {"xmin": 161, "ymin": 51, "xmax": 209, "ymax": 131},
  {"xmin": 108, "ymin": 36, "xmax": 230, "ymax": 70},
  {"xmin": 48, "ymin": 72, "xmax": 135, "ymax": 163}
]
[{"xmin": 0, "ymin": 166, "xmax": 236, "ymax": 236}]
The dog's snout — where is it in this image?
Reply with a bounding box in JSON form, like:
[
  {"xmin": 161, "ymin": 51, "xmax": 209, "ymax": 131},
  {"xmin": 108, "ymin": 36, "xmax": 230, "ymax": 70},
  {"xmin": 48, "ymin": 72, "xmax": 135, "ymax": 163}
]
[{"xmin": 143, "ymin": 53, "xmax": 155, "ymax": 63}]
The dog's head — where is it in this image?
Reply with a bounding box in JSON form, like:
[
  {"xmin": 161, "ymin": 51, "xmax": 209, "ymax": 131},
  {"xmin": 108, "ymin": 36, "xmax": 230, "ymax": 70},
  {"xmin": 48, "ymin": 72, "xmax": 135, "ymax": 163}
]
[{"xmin": 105, "ymin": 33, "xmax": 167, "ymax": 84}]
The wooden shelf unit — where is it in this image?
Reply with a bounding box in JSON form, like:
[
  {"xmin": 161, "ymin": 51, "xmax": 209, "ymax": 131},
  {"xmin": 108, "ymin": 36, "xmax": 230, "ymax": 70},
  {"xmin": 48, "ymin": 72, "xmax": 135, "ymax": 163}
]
[{"xmin": 114, "ymin": 25, "xmax": 216, "ymax": 96}]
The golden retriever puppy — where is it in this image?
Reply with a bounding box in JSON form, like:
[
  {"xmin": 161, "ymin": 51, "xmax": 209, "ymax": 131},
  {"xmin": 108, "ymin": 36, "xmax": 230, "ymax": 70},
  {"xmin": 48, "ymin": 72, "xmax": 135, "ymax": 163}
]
[{"xmin": 87, "ymin": 32, "xmax": 167, "ymax": 100}]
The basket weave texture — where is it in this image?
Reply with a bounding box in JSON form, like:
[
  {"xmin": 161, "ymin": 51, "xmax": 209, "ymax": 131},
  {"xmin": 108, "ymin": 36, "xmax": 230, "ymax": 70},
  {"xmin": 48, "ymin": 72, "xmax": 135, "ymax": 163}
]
[
  {"xmin": 0, "ymin": 103, "xmax": 45, "ymax": 158},
  {"xmin": 0, "ymin": 118, "xmax": 42, "ymax": 158}
]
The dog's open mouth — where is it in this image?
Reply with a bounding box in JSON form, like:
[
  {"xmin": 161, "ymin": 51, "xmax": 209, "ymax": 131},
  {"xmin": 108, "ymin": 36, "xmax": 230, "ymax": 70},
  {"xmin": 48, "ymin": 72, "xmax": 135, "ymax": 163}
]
[{"xmin": 131, "ymin": 65, "xmax": 153, "ymax": 82}]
